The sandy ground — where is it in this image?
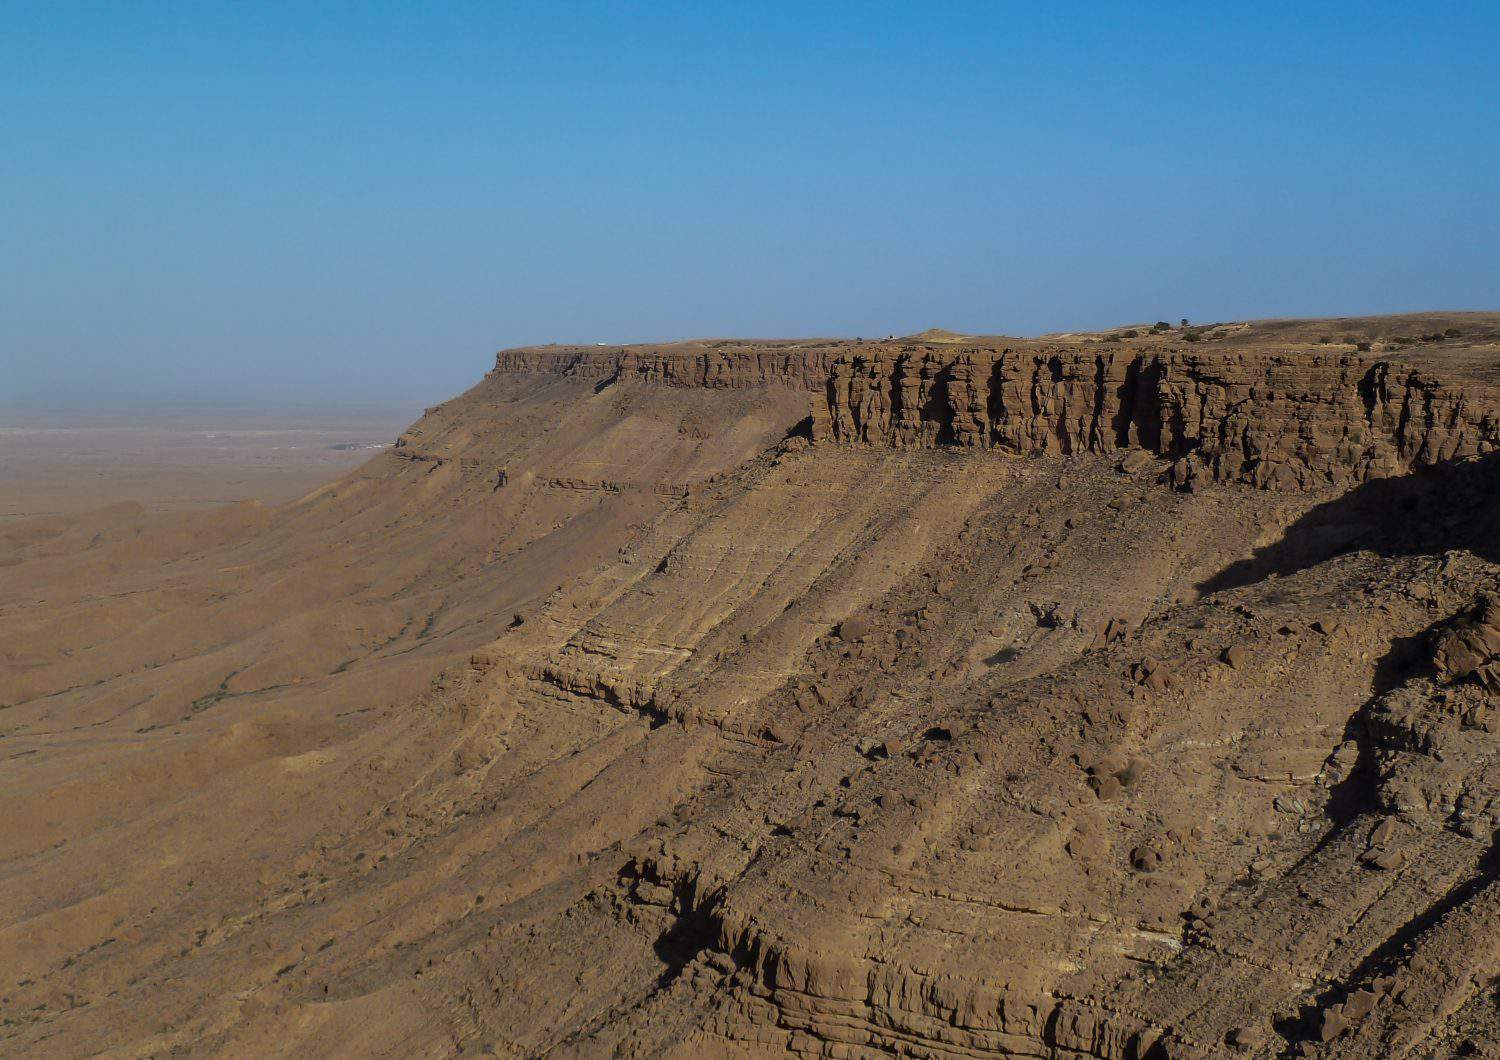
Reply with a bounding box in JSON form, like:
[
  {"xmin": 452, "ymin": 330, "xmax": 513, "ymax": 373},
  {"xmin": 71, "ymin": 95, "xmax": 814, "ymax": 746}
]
[{"xmin": 0, "ymin": 418, "xmax": 408, "ymax": 521}]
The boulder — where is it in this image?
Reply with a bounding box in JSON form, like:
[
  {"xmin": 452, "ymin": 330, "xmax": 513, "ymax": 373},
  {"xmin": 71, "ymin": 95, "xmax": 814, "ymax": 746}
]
[{"xmin": 1432, "ymin": 592, "xmax": 1500, "ymax": 683}]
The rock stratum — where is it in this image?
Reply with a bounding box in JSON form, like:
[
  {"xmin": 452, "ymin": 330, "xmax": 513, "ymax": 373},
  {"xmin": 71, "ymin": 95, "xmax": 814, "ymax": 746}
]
[
  {"xmin": 4, "ymin": 312, "xmax": 1500, "ymax": 1058},
  {"xmin": 499, "ymin": 339, "xmax": 1500, "ymax": 493}
]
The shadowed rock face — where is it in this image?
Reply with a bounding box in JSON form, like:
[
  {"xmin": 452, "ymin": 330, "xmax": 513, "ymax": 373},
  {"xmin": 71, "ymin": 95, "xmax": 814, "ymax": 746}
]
[{"xmin": 4, "ymin": 317, "xmax": 1500, "ymax": 1059}]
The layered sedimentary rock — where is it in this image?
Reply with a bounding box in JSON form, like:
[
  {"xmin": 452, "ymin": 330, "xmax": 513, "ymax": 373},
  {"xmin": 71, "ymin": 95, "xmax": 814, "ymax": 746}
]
[
  {"xmin": 493, "ymin": 344, "xmax": 840, "ymax": 391},
  {"xmin": 818, "ymin": 346, "xmax": 1500, "ymax": 491},
  {"xmin": 492, "ymin": 339, "xmax": 1500, "ymax": 493},
  {"xmin": 7, "ymin": 316, "xmax": 1500, "ymax": 1059}
]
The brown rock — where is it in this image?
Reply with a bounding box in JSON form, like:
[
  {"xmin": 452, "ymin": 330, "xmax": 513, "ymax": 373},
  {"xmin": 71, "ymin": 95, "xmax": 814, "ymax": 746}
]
[
  {"xmin": 1369, "ymin": 817, "xmax": 1397, "ymax": 847},
  {"xmin": 1130, "ymin": 845, "xmax": 1164, "ymax": 872},
  {"xmin": 1343, "ymin": 987, "xmax": 1378, "ymax": 1020},
  {"xmin": 1225, "ymin": 1025, "xmax": 1262, "ymax": 1051},
  {"xmin": 1361, "ymin": 847, "xmax": 1405, "ymax": 871},
  {"xmin": 1318, "ymin": 1007, "xmax": 1350, "ymax": 1041},
  {"xmin": 1433, "ymin": 592, "xmax": 1500, "ymax": 682}
]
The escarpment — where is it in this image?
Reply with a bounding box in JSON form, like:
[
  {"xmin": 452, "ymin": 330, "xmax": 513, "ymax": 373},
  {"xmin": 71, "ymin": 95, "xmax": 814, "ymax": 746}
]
[
  {"xmin": 492, "ymin": 338, "xmax": 1500, "ymax": 493},
  {"xmin": 492, "ymin": 343, "xmax": 841, "ymax": 391},
  {"xmin": 819, "ymin": 347, "xmax": 1500, "ymax": 491},
  {"xmin": 6, "ymin": 315, "xmax": 1500, "ymax": 1059}
]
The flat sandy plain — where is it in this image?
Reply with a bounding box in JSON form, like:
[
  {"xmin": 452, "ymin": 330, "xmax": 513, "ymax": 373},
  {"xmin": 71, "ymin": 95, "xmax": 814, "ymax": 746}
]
[{"xmin": 0, "ymin": 413, "xmax": 406, "ymax": 521}]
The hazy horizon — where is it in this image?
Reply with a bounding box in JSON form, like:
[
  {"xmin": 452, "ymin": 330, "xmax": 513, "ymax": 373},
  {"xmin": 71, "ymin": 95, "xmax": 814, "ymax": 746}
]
[
  {"xmin": 5, "ymin": 2, "xmax": 1498, "ymax": 415},
  {"xmin": 0, "ymin": 393, "xmax": 424, "ymax": 428}
]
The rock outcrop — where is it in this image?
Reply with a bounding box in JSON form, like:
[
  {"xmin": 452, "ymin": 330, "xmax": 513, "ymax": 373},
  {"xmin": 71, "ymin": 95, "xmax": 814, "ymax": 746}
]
[
  {"xmin": 494, "ymin": 340, "xmax": 1500, "ymax": 492},
  {"xmin": 1433, "ymin": 590, "xmax": 1500, "ymax": 685},
  {"xmin": 818, "ymin": 346, "xmax": 1500, "ymax": 490},
  {"xmin": 493, "ymin": 344, "xmax": 840, "ymax": 391}
]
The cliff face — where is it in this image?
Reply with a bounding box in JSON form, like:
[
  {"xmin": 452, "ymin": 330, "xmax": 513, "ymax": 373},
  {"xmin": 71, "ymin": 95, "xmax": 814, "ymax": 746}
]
[
  {"xmin": 495, "ymin": 341, "xmax": 1500, "ymax": 492},
  {"xmin": 493, "ymin": 344, "xmax": 839, "ymax": 391},
  {"xmin": 820, "ymin": 347, "xmax": 1500, "ymax": 490}
]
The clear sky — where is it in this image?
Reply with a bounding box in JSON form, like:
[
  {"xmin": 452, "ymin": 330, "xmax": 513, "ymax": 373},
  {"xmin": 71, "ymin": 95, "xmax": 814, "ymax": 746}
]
[{"xmin": 3, "ymin": 2, "xmax": 1497, "ymax": 417}]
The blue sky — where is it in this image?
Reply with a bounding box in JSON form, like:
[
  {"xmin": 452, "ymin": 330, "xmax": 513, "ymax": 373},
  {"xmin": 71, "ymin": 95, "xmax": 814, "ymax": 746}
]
[{"xmin": 3, "ymin": 2, "xmax": 1497, "ymax": 415}]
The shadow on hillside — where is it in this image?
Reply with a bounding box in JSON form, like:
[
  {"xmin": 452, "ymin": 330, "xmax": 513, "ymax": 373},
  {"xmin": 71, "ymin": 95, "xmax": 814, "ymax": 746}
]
[
  {"xmin": 1198, "ymin": 450, "xmax": 1500, "ymax": 595},
  {"xmin": 1273, "ymin": 832, "xmax": 1499, "ymax": 1051}
]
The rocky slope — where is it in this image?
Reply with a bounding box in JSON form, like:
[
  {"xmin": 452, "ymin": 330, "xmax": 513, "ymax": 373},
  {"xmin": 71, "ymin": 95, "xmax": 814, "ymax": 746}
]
[{"xmin": 2, "ymin": 314, "xmax": 1499, "ymax": 1058}]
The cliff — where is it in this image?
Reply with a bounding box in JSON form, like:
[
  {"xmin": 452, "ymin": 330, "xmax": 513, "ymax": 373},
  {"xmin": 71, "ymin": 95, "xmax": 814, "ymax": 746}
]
[
  {"xmin": 494, "ymin": 340, "xmax": 1500, "ymax": 491},
  {"xmin": 493, "ymin": 343, "xmax": 840, "ymax": 391},
  {"xmin": 818, "ymin": 346, "xmax": 1500, "ymax": 490}
]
